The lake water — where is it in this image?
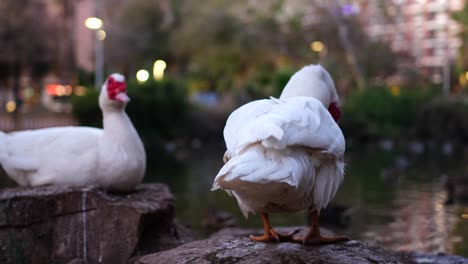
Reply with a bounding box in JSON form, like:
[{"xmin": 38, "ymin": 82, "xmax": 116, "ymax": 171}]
[
  {"xmin": 146, "ymin": 141, "xmax": 468, "ymax": 257},
  {"xmin": 1, "ymin": 139, "xmax": 467, "ymax": 257}
]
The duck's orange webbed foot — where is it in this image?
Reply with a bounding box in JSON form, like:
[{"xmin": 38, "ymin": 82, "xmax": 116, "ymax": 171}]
[
  {"xmin": 294, "ymin": 210, "xmax": 350, "ymax": 245},
  {"xmin": 250, "ymin": 212, "xmax": 301, "ymax": 243},
  {"xmin": 250, "ymin": 228, "xmax": 301, "ymax": 243}
]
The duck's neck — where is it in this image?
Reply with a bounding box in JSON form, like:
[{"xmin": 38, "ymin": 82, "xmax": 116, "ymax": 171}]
[
  {"xmin": 279, "ymin": 78, "xmax": 331, "ymax": 107},
  {"xmin": 102, "ymin": 109, "xmax": 136, "ymax": 139},
  {"xmin": 280, "ymin": 86, "xmax": 330, "ymax": 107}
]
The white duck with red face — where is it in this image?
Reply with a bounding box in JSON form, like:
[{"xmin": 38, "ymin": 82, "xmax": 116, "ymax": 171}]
[
  {"xmin": 212, "ymin": 65, "xmax": 349, "ymax": 244},
  {"xmin": 0, "ymin": 73, "xmax": 146, "ymax": 192}
]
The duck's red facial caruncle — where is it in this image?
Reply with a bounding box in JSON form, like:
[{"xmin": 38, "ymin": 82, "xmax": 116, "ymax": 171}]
[
  {"xmin": 328, "ymin": 102, "xmax": 341, "ymax": 122},
  {"xmin": 107, "ymin": 76, "xmax": 129, "ymax": 102}
]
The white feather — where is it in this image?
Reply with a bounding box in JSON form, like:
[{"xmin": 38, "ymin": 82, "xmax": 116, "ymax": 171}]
[
  {"xmin": 110, "ymin": 73, "xmax": 125, "ymax": 82},
  {"xmin": 0, "ymin": 74, "xmax": 146, "ymax": 192},
  {"xmin": 213, "ymin": 64, "xmax": 345, "ymax": 217},
  {"xmin": 213, "ymin": 145, "xmax": 317, "ymax": 216},
  {"xmin": 280, "ymin": 64, "xmax": 339, "ymax": 105}
]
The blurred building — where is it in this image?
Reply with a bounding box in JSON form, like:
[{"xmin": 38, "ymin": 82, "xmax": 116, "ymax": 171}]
[
  {"xmin": 46, "ymin": 0, "xmax": 95, "ymax": 75},
  {"xmin": 19, "ymin": 0, "xmax": 95, "ymax": 113},
  {"xmin": 75, "ymin": 0, "xmax": 95, "ymax": 72},
  {"xmin": 357, "ymin": 0, "xmax": 464, "ymax": 83},
  {"xmin": 48, "ymin": 0, "xmax": 172, "ymax": 76}
]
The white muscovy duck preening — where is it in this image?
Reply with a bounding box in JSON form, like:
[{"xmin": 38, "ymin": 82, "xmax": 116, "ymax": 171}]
[
  {"xmin": 0, "ymin": 74, "xmax": 146, "ymax": 192},
  {"xmin": 212, "ymin": 64, "xmax": 349, "ymax": 244}
]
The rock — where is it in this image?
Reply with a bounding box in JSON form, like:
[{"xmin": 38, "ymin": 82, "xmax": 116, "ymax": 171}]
[
  {"xmin": 209, "ymin": 226, "xmax": 338, "ymax": 240},
  {"xmin": 135, "ymin": 227, "xmax": 468, "ymax": 264},
  {"xmin": 201, "ymin": 207, "xmax": 237, "ymax": 232},
  {"xmin": 0, "ymin": 183, "xmax": 195, "ymax": 264}
]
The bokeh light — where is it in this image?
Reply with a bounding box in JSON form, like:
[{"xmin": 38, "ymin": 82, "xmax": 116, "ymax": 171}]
[
  {"xmin": 310, "ymin": 41, "xmax": 324, "ymax": 52},
  {"xmin": 5, "ymin": 100, "xmax": 16, "ymax": 113},
  {"xmin": 136, "ymin": 69, "xmax": 150, "ymax": 83},
  {"xmin": 153, "ymin": 60, "xmax": 167, "ymax": 81},
  {"xmin": 85, "ymin": 17, "xmax": 103, "ymax": 30},
  {"xmin": 97, "ymin": 30, "xmax": 106, "ymax": 40}
]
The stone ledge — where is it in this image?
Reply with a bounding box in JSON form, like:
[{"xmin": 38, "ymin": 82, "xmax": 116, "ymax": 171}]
[
  {"xmin": 135, "ymin": 227, "xmax": 468, "ymax": 264},
  {"xmin": 0, "ymin": 184, "xmax": 194, "ymax": 264}
]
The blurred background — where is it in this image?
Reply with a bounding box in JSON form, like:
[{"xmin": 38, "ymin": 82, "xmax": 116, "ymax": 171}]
[{"xmin": 1, "ymin": 0, "xmax": 468, "ymax": 257}]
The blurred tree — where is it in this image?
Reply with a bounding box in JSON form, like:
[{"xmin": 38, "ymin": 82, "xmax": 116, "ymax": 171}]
[
  {"xmin": 0, "ymin": 0, "xmax": 56, "ymax": 86},
  {"xmin": 310, "ymin": 1, "xmax": 407, "ymax": 91},
  {"xmin": 359, "ymin": 42, "xmax": 398, "ymax": 81},
  {"xmin": 171, "ymin": 0, "xmax": 259, "ymax": 91},
  {"xmin": 170, "ymin": 0, "xmax": 313, "ymax": 92},
  {"xmin": 103, "ymin": 0, "xmax": 177, "ymax": 75},
  {"xmin": 0, "ymin": 0, "xmax": 57, "ymax": 122},
  {"xmin": 319, "ymin": 1, "xmax": 366, "ymax": 90},
  {"xmin": 102, "ymin": 0, "xmax": 401, "ymax": 94},
  {"xmin": 452, "ymin": 2, "xmax": 468, "ymax": 75}
]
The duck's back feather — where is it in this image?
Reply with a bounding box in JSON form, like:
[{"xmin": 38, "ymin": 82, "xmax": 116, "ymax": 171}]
[
  {"xmin": 224, "ymin": 97, "xmax": 344, "ymax": 159},
  {"xmin": 0, "ymin": 126, "xmax": 101, "ymax": 186}
]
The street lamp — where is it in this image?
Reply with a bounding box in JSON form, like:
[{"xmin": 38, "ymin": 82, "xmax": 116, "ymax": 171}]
[{"xmin": 85, "ymin": 17, "xmax": 104, "ymax": 89}]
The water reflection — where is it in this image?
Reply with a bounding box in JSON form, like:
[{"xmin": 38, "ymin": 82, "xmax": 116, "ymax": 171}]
[
  {"xmin": 361, "ymin": 183, "xmax": 457, "ymax": 253},
  {"xmin": 333, "ymin": 145, "xmax": 467, "ymax": 256},
  {"xmin": 152, "ymin": 142, "xmax": 468, "ymax": 257},
  {"xmin": 1, "ymin": 141, "xmax": 467, "ymax": 256}
]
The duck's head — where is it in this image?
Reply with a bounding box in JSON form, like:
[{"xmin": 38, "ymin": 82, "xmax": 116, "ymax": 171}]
[
  {"xmin": 99, "ymin": 73, "xmax": 129, "ymax": 110},
  {"xmin": 279, "ymin": 64, "xmax": 340, "ymax": 122}
]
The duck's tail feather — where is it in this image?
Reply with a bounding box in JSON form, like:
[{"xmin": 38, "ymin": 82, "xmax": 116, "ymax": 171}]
[
  {"xmin": 212, "ymin": 145, "xmax": 305, "ymax": 191},
  {"xmin": 312, "ymin": 159, "xmax": 345, "ymax": 212}
]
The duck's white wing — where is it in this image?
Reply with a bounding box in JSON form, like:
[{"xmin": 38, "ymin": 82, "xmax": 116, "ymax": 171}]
[
  {"xmin": 0, "ymin": 126, "xmax": 101, "ymax": 185},
  {"xmin": 223, "ymin": 99, "xmax": 275, "ymax": 161}
]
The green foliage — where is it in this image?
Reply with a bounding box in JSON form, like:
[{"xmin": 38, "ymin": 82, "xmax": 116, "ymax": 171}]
[
  {"xmin": 71, "ymin": 88, "xmax": 100, "ymax": 128},
  {"xmin": 126, "ymin": 79, "xmax": 189, "ymax": 141},
  {"xmin": 414, "ymin": 99, "xmax": 468, "ymax": 142},
  {"xmin": 171, "ymin": 3, "xmax": 259, "ymax": 91},
  {"xmin": 244, "ymin": 67, "xmax": 295, "ymax": 99},
  {"xmin": 271, "ymin": 69, "xmax": 295, "ymax": 97},
  {"xmin": 104, "ymin": 0, "xmax": 175, "ymax": 72},
  {"xmin": 341, "ymin": 86, "xmax": 437, "ymax": 138},
  {"xmin": 170, "ymin": 0, "xmax": 312, "ymax": 93},
  {"xmin": 453, "ymin": 207, "xmax": 468, "ymax": 257},
  {"xmin": 451, "ymin": 2, "xmax": 468, "ymax": 74},
  {"xmin": 72, "ymin": 78, "xmax": 189, "ymax": 147},
  {"xmin": 359, "ymin": 41, "xmax": 398, "ymax": 79},
  {"xmin": 77, "ymin": 69, "xmax": 94, "ymax": 87}
]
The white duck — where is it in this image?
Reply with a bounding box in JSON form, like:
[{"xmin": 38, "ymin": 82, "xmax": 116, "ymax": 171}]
[
  {"xmin": 212, "ymin": 65, "xmax": 349, "ymax": 244},
  {"xmin": 0, "ymin": 74, "xmax": 146, "ymax": 192}
]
